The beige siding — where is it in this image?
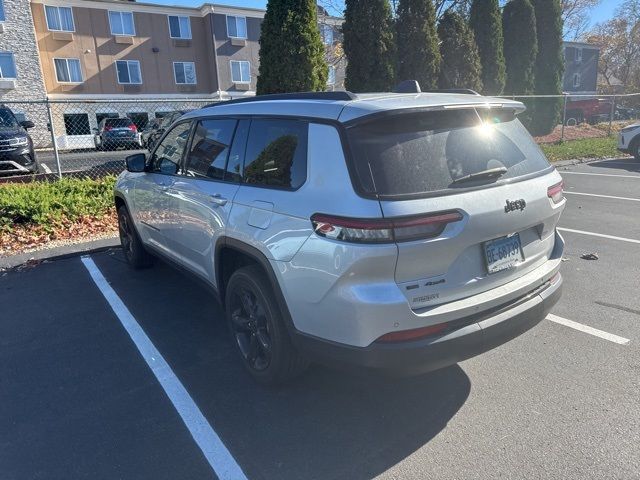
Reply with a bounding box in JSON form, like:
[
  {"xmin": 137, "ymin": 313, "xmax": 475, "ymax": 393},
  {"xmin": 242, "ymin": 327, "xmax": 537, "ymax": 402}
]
[{"xmin": 32, "ymin": 3, "xmax": 216, "ymax": 95}]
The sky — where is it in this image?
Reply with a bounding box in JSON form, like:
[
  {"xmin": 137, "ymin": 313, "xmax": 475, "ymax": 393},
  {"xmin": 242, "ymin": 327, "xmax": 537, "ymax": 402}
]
[{"xmin": 144, "ymin": 0, "xmax": 621, "ymax": 25}]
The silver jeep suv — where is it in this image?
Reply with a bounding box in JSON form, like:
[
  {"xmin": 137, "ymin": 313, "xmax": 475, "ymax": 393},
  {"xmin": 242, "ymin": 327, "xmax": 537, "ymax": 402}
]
[{"xmin": 115, "ymin": 90, "xmax": 565, "ymax": 384}]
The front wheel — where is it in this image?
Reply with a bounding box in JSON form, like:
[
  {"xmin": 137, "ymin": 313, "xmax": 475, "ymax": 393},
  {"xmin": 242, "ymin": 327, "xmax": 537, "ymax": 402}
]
[
  {"xmin": 225, "ymin": 265, "xmax": 308, "ymax": 385},
  {"xmin": 117, "ymin": 206, "xmax": 153, "ymax": 269}
]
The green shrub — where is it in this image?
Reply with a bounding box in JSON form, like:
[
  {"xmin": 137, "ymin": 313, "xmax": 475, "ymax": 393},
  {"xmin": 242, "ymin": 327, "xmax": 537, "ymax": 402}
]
[{"xmin": 0, "ymin": 176, "xmax": 116, "ymax": 231}]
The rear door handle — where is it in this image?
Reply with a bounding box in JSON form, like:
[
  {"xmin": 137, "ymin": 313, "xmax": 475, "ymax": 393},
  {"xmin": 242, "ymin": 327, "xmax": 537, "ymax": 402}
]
[{"xmin": 210, "ymin": 193, "xmax": 228, "ymax": 206}]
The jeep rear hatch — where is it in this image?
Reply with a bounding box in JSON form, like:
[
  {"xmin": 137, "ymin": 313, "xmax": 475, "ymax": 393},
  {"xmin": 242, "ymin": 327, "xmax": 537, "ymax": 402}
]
[{"xmin": 344, "ymin": 107, "xmax": 564, "ymax": 309}]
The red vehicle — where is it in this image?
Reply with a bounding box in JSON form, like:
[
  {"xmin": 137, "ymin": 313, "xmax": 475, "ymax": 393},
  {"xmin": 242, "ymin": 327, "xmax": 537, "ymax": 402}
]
[{"xmin": 564, "ymin": 98, "xmax": 613, "ymax": 126}]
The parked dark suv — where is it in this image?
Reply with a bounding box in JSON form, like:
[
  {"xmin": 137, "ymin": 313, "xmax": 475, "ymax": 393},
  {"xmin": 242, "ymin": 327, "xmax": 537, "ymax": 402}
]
[
  {"xmin": 93, "ymin": 117, "xmax": 142, "ymax": 151},
  {"xmin": 0, "ymin": 105, "xmax": 37, "ymax": 175},
  {"xmin": 142, "ymin": 110, "xmax": 188, "ymax": 151}
]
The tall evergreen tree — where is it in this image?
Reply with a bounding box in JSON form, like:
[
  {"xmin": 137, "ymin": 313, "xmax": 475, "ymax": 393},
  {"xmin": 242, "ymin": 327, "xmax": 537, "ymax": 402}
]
[
  {"xmin": 502, "ymin": 0, "xmax": 537, "ymax": 95},
  {"xmin": 396, "ymin": 0, "xmax": 441, "ymax": 90},
  {"xmin": 256, "ymin": 0, "xmax": 327, "ymax": 95},
  {"xmin": 343, "ymin": 0, "xmax": 396, "ymax": 92},
  {"xmin": 469, "ymin": 0, "xmax": 506, "ymax": 95},
  {"xmin": 530, "ymin": 0, "xmax": 564, "ymax": 135},
  {"xmin": 438, "ymin": 11, "xmax": 482, "ymax": 91}
]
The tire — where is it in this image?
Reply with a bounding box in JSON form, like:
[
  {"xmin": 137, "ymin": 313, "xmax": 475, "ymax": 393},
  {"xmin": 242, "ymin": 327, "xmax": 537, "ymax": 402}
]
[
  {"xmin": 225, "ymin": 265, "xmax": 308, "ymax": 385},
  {"xmin": 634, "ymin": 140, "xmax": 640, "ymax": 162},
  {"xmin": 117, "ymin": 205, "xmax": 153, "ymax": 269}
]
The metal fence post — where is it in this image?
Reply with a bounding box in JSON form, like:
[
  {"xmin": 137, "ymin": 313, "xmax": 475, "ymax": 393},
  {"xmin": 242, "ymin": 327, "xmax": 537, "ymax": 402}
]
[
  {"xmin": 560, "ymin": 94, "xmax": 568, "ymax": 142},
  {"xmin": 608, "ymin": 95, "xmax": 616, "ymax": 136},
  {"xmin": 45, "ymin": 99, "xmax": 63, "ymax": 179}
]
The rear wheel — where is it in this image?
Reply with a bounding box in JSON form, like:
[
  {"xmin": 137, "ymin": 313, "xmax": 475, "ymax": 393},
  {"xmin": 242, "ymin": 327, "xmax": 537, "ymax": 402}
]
[
  {"xmin": 633, "ymin": 139, "xmax": 640, "ymax": 161},
  {"xmin": 117, "ymin": 205, "xmax": 153, "ymax": 269},
  {"xmin": 225, "ymin": 265, "xmax": 308, "ymax": 385}
]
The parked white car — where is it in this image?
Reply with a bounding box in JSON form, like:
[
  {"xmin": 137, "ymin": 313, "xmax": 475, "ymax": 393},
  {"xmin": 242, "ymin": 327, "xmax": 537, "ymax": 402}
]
[{"xmin": 617, "ymin": 123, "xmax": 640, "ymax": 160}]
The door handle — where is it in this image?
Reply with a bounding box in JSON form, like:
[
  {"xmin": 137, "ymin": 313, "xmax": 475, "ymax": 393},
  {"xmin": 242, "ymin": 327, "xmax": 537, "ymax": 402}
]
[{"xmin": 210, "ymin": 193, "xmax": 228, "ymax": 206}]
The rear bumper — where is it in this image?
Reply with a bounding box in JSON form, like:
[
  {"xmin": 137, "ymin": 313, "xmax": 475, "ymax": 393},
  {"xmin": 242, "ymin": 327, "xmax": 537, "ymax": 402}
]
[{"xmin": 293, "ymin": 273, "xmax": 562, "ymax": 376}]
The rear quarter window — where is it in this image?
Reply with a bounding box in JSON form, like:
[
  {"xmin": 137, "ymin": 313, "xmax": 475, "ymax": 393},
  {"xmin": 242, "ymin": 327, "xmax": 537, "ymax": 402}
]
[
  {"xmin": 346, "ymin": 109, "xmax": 551, "ymax": 197},
  {"xmin": 243, "ymin": 118, "xmax": 308, "ymax": 189}
]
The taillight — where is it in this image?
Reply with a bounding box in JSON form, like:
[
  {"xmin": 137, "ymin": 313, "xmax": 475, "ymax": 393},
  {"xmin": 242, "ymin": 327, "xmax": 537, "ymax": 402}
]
[
  {"xmin": 547, "ymin": 180, "xmax": 564, "ymax": 204},
  {"xmin": 311, "ymin": 211, "xmax": 463, "ymax": 244},
  {"xmin": 104, "ymin": 126, "xmax": 112, "ymax": 131},
  {"xmin": 376, "ymin": 322, "xmax": 448, "ymax": 343},
  {"xmin": 129, "ymin": 124, "xmax": 137, "ymax": 132}
]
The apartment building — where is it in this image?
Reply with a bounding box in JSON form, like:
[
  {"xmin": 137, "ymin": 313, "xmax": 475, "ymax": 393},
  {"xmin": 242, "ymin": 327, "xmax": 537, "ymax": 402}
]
[
  {"xmin": 25, "ymin": 0, "xmax": 344, "ymax": 147},
  {"xmin": 562, "ymin": 41, "xmax": 599, "ymax": 97}
]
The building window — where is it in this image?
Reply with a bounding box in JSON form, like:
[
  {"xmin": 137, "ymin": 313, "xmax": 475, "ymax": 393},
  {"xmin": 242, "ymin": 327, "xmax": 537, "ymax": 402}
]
[
  {"xmin": 226, "ymin": 15, "xmax": 247, "ymax": 39},
  {"xmin": 321, "ymin": 24, "xmax": 333, "ymax": 45},
  {"xmin": 0, "ymin": 0, "xmax": 6, "ymax": 22},
  {"xmin": 54, "ymin": 58, "xmax": 82, "ymax": 83},
  {"xmin": 116, "ymin": 60, "xmax": 142, "ymax": 84},
  {"xmin": 573, "ymin": 73, "xmax": 581, "ymax": 88},
  {"xmin": 63, "ymin": 113, "xmax": 90, "ymax": 136},
  {"xmin": 575, "ymin": 47, "xmax": 582, "ymax": 62},
  {"xmin": 127, "ymin": 112, "xmax": 149, "ymax": 130},
  {"xmin": 109, "ymin": 11, "xmax": 135, "ymax": 36},
  {"xmin": 230, "ymin": 60, "xmax": 250, "ymax": 83},
  {"xmin": 327, "ymin": 65, "xmax": 336, "ymax": 85},
  {"xmin": 168, "ymin": 15, "xmax": 191, "ymax": 39},
  {"xmin": 45, "ymin": 5, "xmax": 74, "ymax": 32},
  {"xmin": 173, "ymin": 62, "xmax": 197, "ymax": 85},
  {"xmin": 0, "ymin": 52, "xmax": 16, "ymax": 79}
]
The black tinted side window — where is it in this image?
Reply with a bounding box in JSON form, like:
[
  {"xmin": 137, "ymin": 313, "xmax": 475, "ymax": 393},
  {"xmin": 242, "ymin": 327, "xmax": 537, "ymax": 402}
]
[
  {"xmin": 243, "ymin": 119, "xmax": 308, "ymax": 189},
  {"xmin": 151, "ymin": 122, "xmax": 192, "ymax": 175},
  {"xmin": 185, "ymin": 119, "xmax": 236, "ymax": 180}
]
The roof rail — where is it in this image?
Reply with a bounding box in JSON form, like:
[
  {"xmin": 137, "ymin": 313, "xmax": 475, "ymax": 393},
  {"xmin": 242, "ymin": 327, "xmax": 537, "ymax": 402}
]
[
  {"xmin": 205, "ymin": 91, "xmax": 358, "ymax": 108},
  {"xmin": 425, "ymin": 88, "xmax": 481, "ymax": 96}
]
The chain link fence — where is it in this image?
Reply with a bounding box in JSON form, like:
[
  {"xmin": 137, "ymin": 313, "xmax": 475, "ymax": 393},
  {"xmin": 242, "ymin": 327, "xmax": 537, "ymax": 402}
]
[
  {"xmin": 0, "ymin": 93, "xmax": 638, "ymax": 182},
  {"xmin": 0, "ymin": 99, "xmax": 216, "ymax": 180}
]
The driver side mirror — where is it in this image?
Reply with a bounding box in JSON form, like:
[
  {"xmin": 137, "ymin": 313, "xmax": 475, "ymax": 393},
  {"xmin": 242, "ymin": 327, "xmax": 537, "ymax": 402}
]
[
  {"xmin": 20, "ymin": 120, "xmax": 34, "ymax": 129},
  {"xmin": 125, "ymin": 153, "xmax": 146, "ymax": 172}
]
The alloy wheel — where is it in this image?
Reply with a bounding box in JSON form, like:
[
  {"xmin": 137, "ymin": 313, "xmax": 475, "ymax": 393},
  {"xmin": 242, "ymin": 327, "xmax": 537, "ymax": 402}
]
[{"xmin": 229, "ymin": 287, "xmax": 272, "ymax": 371}]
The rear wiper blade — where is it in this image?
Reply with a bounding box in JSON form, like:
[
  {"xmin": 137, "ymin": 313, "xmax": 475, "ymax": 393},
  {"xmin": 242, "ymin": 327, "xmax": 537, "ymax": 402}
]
[{"xmin": 451, "ymin": 167, "xmax": 508, "ymax": 185}]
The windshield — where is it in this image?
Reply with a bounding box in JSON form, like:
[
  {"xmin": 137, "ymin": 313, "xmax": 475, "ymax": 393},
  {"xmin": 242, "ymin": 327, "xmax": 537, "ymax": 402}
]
[
  {"xmin": 0, "ymin": 109, "xmax": 20, "ymax": 129},
  {"xmin": 346, "ymin": 108, "xmax": 551, "ymax": 197}
]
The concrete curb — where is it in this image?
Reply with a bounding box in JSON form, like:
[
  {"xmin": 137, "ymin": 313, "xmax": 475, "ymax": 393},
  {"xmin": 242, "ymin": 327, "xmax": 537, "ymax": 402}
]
[{"xmin": 0, "ymin": 237, "xmax": 120, "ymax": 270}]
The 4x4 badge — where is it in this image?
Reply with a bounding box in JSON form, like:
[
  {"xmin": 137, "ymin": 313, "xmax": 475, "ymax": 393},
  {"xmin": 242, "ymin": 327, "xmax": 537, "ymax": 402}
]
[{"xmin": 504, "ymin": 199, "xmax": 526, "ymax": 213}]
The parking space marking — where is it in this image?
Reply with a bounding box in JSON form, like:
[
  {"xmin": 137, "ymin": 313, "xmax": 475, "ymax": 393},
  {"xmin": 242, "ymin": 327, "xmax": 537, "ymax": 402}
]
[
  {"xmin": 81, "ymin": 256, "xmax": 247, "ymax": 480},
  {"xmin": 41, "ymin": 163, "xmax": 51, "ymax": 174},
  {"xmin": 561, "ymin": 171, "xmax": 640, "ymax": 179},
  {"xmin": 547, "ymin": 314, "xmax": 630, "ymax": 345},
  {"xmin": 564, "ymin": 191, "xmax": 640, "ymax": 202},
  {"xmin": 557, "ymin": 227, "xmax": 640, "ymax": 244}
]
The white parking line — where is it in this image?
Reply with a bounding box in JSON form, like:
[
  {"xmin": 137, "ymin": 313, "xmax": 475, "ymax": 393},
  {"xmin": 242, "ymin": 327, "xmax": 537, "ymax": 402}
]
[
  {"xmin": 41, "ymin": 163, "xmax": 51, "ymax": 174},
  {"xmin": 561, "ymin": 171, "xmax": 640, "ymax": 179},
  {"xmin": 80, "ymin": 256, "xmax": 247, "ymax": 480},
  {"xmin": 557, "ymin": 227, "xmax": 640, "ymax": 244},
  {"xmin": 547, "ymin": 314, "xmax": 630, "ymax": 345},
  {"xmin": 564, "ymin": 191, "xmax": 640, "ymax": 202}
]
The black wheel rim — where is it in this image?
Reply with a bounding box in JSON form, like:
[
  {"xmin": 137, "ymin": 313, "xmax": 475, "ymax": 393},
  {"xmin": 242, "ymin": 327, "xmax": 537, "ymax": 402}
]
[
  {"xmin": 119, "ymin": 213, "xmax": 133, "ymax": 258},
  {"xmin": 229, "ymin": 287, "xmax": 272, "ymax": 371}
]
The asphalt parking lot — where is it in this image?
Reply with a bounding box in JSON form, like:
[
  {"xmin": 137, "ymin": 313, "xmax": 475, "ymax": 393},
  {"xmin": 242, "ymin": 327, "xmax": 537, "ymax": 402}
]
[{"xmin": 2, "ymin": 158, "xmax": 639, "ymax": 480}]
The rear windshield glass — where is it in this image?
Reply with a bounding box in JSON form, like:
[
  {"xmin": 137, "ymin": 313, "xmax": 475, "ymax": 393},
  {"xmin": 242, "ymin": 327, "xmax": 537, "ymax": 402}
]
[
  {"xmin": 106, "ymin": 118, "xmax": 133, "ymax": 128},
  {"xmin": 346, "ymin": 109, "xmax": 550, "ymax": 197}
]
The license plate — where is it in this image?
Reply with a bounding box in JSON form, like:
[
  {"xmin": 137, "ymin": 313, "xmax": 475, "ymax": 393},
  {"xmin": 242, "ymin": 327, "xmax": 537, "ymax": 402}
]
[{"xmin": 484, "ymin": 234, "xmax": 523, "ymax": 274}]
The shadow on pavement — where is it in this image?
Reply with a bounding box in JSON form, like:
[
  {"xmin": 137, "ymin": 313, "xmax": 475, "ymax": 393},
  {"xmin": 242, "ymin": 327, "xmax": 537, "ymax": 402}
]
[
  {"xmin": 586, "ymin": 157, "xmax": 640, "ymax": 172},
  {"xmin": 92, "ymin": 250, "xmax": 471, "ymax": 480}
]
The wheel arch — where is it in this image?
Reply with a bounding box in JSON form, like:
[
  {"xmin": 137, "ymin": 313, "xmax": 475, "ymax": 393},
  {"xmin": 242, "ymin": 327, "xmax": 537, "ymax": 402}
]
[{"xmin": 215, "ymin": 237, "xmax": 297, "ymax": 334}]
